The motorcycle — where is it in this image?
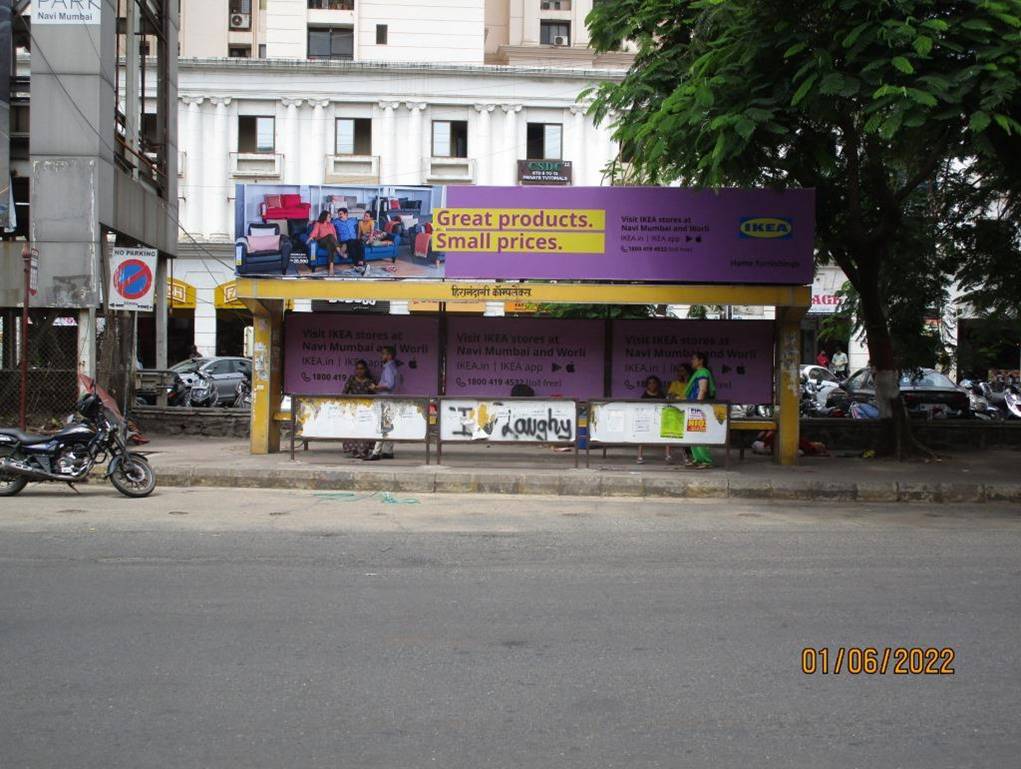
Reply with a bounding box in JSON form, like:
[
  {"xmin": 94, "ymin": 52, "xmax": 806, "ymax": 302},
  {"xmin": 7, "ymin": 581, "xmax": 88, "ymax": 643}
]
[
  {"xmin": 0, "ymin": 393, "xmax": 157, "ymax": 498},
  {"xmin": 184, "ymin": 370, "xmax": 219, "ymax": 408},
  {"xmin": 233, "ymin": 376, "xmax": 252, "ymax": 409}
]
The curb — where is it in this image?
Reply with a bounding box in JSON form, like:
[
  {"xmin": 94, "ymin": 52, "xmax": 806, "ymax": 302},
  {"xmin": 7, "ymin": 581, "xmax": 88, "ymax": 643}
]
[{"xmin": 151, "ymin": 466, "xmax": 1021, "ymax": 504}]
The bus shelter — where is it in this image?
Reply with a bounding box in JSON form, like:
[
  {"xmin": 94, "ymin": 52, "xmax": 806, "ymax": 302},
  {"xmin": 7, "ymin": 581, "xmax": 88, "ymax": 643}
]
[{"xmin": 234, "ymin": 185, "xmax": 814, "ymax": 466}]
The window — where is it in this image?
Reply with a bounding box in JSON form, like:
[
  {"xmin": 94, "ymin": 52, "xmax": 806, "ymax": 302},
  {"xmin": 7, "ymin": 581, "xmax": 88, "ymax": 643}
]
[
  {"xmin": 228, "ymin": 45, "xmax": 251, "ymax": 58},
  {"xmin": 540, "ymin": 0, "xmax": 571, "ymax": 8},
  {"xmin": 526, "ymin": 123, "xmax": 562, "ymax": 160},
  {"xmin": 375, "ymin": 24, "xmax": 387, "ymax": 45},
  {"xmin": 335, "ymin": 118, "xmax": 372, "ymax": 155},
  {"xmin": 141, "ymin": 113, "xmax": 159, "ymax": 151},
  {"xmin": 204, "ymin": 360, "xmax": 234, "ymax": 375},
  {"xmin": 230, "ymin": 0, "xmax": 251, "ymax": 12},
  {"xmin": 432, "ymin": 120, "xmax": 468, "ymax": 158},
  {"xmin": 540, "ymin": 20, "xmax": 570, "ymax": 45},
  {"xmin": 308, "ymin": 26, "xmax": 354, "ymax": 59},
  {"xmin": 258, "ymin": 44, "xmax": 267, "ymax": 58},
  {"xmin": 307, "ymin": 0, "xmax": 355, "ymax": 8},
  {"xmin": 238, "ymin": 116, "xmax": 275, "ymax": 153}
]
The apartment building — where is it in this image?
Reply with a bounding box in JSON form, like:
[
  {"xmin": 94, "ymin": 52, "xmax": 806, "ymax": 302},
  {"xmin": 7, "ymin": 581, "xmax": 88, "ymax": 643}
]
[
  {"xmin": 171, "ymin": 0, "xmax": 631, "ymax": 356},
  {"xmin": 182, "ymin": 0, "xmax": 630, "ymax": 68}
]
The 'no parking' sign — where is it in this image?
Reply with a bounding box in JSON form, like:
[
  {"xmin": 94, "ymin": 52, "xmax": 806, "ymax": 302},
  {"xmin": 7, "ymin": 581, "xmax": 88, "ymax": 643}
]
[{"xmin": 108, "ymin": 248, "xmax": 158, "ymax": 311}]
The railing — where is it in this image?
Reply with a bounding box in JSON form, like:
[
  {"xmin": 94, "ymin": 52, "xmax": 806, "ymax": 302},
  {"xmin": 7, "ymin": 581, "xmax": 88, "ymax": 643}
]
[
  {"xmin": 424, "ymin": 156, "xmax": 476, "ymax": 184},
  {"xmin": 324, "ymin": 154, "xmax": 380, "ymax": 184},
  {"xmin": 229, "ymin": 152, "xmax": 284, "ymax": 178}
]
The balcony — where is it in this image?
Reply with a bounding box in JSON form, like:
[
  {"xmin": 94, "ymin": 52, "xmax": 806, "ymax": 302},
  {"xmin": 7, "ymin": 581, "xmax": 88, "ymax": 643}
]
[
  {"xmin": 229, "ymin": 152, "xmax": 283, "ymax": 178},
  {"xmin": 324, "ymin": 154, "xmax": 379, "ymax": 184},
  {"xmin": 308, "ymin": 0, "xmax": 354, "ymax": 8},
  {"xmin": 424, "ymin": 156, "xmax": 476, "ymax": 184}
]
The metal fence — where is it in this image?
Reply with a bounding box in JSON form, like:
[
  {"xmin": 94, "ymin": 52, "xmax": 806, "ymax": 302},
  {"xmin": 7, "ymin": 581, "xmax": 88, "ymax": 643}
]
[{"xmin": 0, "ymin": 309, "xmax": 79, "ymax": 428}]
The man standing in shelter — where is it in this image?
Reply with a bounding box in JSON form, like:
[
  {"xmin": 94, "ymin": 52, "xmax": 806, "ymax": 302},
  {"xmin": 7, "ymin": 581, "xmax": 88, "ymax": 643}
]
[{"xmin": 367, "ymin": 346, "xmax": 401, "ymax": 461}]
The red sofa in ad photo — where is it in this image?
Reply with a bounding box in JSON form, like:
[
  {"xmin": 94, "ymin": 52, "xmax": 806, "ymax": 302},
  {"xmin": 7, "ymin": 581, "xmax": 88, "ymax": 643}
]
[{"xmin": 260, "ymin": 193, "xmax": 311, "ymax": 222}]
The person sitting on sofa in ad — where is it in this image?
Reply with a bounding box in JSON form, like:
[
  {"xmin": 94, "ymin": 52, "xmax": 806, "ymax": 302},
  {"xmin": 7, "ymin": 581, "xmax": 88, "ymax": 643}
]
[
  {"xmin": 308, "ymin": 211, "xmax": 346, "ymax": 277},
  {"xmin": 335, "ymin": 208, "xmax": 366, "ymax": 271},
  {"xmin": 358, "ymin": 211, "xmax": 375, "ymax": 241}
]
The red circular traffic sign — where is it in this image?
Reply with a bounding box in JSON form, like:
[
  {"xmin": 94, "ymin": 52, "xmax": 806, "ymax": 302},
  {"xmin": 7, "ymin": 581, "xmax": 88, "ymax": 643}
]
[{"xmin": 113, "ymin": 258, "xmax": 153, "ymax": 301}]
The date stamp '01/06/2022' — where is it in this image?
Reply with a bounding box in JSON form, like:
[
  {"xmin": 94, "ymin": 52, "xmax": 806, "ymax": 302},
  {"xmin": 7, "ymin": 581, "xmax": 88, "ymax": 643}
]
[{"xmin": 801, "ymin": 647, "xmax": 956, "ymax": 676}]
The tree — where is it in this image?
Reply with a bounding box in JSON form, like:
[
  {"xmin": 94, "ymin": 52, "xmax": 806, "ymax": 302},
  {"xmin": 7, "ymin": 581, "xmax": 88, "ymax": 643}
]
[{"xmin": 586, "ymin": 0, "xmax": 1021, "ymax": 453}]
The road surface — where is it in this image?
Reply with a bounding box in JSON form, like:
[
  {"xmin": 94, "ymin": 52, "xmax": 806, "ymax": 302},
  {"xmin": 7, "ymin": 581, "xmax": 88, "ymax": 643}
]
[{"xmin": 1, "ymin": 486, "xmax": 1019, "ymax": 768}]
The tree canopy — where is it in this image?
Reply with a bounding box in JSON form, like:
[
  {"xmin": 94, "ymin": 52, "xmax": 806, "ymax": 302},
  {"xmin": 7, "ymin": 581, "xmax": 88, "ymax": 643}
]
[{"xmin": 587, "ymin": 0, "xmax": 1021, "ymax": 441}]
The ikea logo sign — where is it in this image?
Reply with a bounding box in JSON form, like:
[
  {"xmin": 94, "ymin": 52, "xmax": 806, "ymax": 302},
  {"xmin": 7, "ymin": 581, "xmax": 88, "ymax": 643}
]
[{"xmin": 739, "ymin": 217, "xmax": 793, "ymax": 240}]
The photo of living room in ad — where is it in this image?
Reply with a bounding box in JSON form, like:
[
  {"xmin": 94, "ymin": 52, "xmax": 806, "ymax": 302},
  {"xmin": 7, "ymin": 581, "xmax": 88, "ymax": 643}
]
[{"xmin": 234, "ymin": 183, "xmax": 447, "ymax": 279}]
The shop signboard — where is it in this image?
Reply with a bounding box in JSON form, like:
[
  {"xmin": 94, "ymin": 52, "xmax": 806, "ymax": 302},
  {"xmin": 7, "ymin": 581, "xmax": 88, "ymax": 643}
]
[
  {"xmin": 589, "ymin": 401, "xmax": 729, "ymax": 446},
  {"xmin": 295, "ymin": 396, "xmax": 428, "ymax": 441},
  {"xmin": 611, "ymin": 320, "xmax": 774, "ymax": 404},
  {"xmin": 439, "ymin": 398, "xmax": 576, "ymax": 443},
  {"xmin": 517, "ymin": 159, "xmax": 572, "ymax": 186},
  {"xmin": 444, "ymin": 317, "xmax": 604, "ymax": 398},
  {"xmin": 235, "ymin": 183, "xmax": 813, "ymax": 285},
  {"xmin": 284, "ymin": 313, "xmax": 439, "ymax": 396}
]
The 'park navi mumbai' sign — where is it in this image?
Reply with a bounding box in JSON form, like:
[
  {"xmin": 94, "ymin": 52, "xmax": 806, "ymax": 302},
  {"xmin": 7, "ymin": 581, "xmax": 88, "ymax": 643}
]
[{"xmin": 33, "ymin": 0, "xmax": 101, "ymax": 24}]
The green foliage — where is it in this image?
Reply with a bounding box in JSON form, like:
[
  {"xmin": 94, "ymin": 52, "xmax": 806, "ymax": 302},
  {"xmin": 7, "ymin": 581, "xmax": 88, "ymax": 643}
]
[{"xmin": 586, "ymin": 0, "xmax": 1021, "ymax": 378}]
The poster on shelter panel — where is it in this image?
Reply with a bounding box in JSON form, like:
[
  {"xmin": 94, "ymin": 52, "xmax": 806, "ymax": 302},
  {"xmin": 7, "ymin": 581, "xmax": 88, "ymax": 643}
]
[
  {"xmin": 444, "ymin": 317, "xmax": 605, "ymax": 399},
  {"xmin": 284, "ymin": 313, "xmax": 440, "ymax": 396},
  {"xmin": 234, "ymin": 183, "xmax": 814, "ymax": 285},
  {"xmin": 611, "ymin": 320, "xmax": 775, "ymax": 405}
]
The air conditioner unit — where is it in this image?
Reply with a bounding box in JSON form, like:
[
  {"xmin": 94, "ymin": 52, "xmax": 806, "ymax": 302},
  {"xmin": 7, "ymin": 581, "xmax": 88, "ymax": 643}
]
[
  {"xmin": 552, "ymin": 35, "xmax": 569, "ymax": 46},
  {"xmin": 229, "ymin": 13, "xmax": 251, "ymax": 30}
]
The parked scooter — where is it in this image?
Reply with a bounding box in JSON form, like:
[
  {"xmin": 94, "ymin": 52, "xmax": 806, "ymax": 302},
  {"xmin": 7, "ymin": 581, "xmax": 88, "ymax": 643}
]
[
  {"xmin": 974, "ymin": 374, "xmax": 1021, "ymax": 419},
  {"xmin": 0, "ymin": 393, "xmax": 157, "ymax": 497},
  {"xmin": 958, "ymin": 379, "xmax": 1004, "ymax": 420},
  {"xmin": 184, "ymin": 370, "xmax": 219, "ymax": 408}
]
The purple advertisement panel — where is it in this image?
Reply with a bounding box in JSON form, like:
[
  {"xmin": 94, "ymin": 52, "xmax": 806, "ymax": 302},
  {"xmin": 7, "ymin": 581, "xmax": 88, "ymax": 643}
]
[
  {"xmin": 284, "ymin": 314, "xmax": 439, "ymax": 396},
  {"xmin": 438, "ymin": 186, "xmax": 814, "ymax": 284},
  {"xmin": 611, "ymin": 320, "xmax": 774, "ymax": 404},
  {"xmin": 445, "ymin": 317, "xmax": 605, "ymax": 398}
]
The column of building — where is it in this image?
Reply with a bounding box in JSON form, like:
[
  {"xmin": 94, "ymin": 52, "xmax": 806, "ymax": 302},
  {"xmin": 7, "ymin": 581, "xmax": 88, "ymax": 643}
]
[
  {"xmin": 473, "ymin": 103, "xmax": 495, "ymax": 184},
  {"xmin": 377, "ymin": 101, "xmax": 400, "ymax": 184},
  {"xmin": 501, "ymin": 104, "xmax": 522, "ymax": 185},
  {"xmin": 405, "ymin": 102, "xmax": 427, "ymax": 186},
  {"xmin": 570, "ymin": 104, "xmax": 587, "ymax": 185},
  {"xmin": 310, "ymin": 99, "xmax": 329, "ymax": 185},
  {"xmin": 282, "ymin": 97, "xmax": 302, "ymax": 184}
]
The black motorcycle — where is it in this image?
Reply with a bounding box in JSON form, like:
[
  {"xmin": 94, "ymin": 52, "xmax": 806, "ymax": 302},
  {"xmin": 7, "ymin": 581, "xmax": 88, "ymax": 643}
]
[{"xmin": 0, "ymin": 393, "xmax": 157, "ymax": 498}]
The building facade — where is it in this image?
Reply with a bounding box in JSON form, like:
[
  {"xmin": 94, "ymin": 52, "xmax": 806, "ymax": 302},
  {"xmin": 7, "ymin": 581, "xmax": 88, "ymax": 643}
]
[{"xmin": 171, "ymin": 0, "xmax": 630, "ymax": 357}]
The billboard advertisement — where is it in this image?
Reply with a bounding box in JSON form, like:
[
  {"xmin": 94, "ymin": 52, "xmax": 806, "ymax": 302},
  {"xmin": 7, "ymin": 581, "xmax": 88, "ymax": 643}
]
[
  {"xmin": 610, "ymin": 320, "xmax": 775, "ymax": 404},
  {"xmin": 445, "ymin": 317, "xmax": 605, "ymax": 398},
  {"xmin": 284, "ymin": 313, "xmax": 440, "ymax": 396},
  {"xmin": 236, "ymin": 184, "xmax": 814, "ymax": 285}
]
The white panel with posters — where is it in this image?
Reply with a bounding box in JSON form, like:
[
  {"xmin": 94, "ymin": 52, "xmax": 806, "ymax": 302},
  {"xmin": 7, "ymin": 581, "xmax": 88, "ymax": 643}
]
[
  {"xmin": 589, "ymin": 401, "xmax": 729, "ymax": 446},
  {"xmin": 440, "ymin": 399, "xmax": 576, "ymax": 443}
]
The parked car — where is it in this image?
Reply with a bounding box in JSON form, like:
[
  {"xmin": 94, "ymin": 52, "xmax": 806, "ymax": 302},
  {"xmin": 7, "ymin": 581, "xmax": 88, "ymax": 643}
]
[
  {"xmin": 170, "ymin": 357, "xmax": 252, "ymax": 406},
  {"xmin": 826, "ymin": 367, "xmax": 970, "ymax": 418}
]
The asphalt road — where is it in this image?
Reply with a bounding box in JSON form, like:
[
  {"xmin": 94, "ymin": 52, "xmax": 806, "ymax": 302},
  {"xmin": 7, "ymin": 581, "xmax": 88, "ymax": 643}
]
[{"xmin": 1, "ymin": 487, "xmax": 1019, "ymax": 769}]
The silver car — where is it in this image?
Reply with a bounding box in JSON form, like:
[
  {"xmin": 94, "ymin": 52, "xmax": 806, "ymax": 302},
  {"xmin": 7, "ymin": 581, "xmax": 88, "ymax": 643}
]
[{"xmin": 170, "ymin": 357, "xmax": 252, "ymax": 406}]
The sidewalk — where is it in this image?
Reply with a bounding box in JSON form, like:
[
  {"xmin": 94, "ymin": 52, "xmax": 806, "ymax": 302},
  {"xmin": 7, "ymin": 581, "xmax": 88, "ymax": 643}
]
[{"xmin": 140, "ymin": 437, "xmax": 1021, "ymax": 504}]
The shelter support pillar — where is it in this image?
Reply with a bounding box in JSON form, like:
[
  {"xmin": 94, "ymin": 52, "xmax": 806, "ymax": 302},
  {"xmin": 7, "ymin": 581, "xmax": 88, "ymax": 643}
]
[
  {"xmin": 244, "ymin": 298, "xmax": 284, "ymax": 454},
  {"xmin": 776, "ymin": 307, "xmax": 806, "ymax": 466}
]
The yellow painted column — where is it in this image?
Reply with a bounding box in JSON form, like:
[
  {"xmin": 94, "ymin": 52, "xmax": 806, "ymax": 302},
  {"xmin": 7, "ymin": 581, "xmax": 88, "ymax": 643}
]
[
  {"xmin": 776, "ymin": 312, "xmax": 802, "ymax": 466},
  {"xmin": 247, "ymin": 299, "xmax": 284, "ymax": 454}
]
